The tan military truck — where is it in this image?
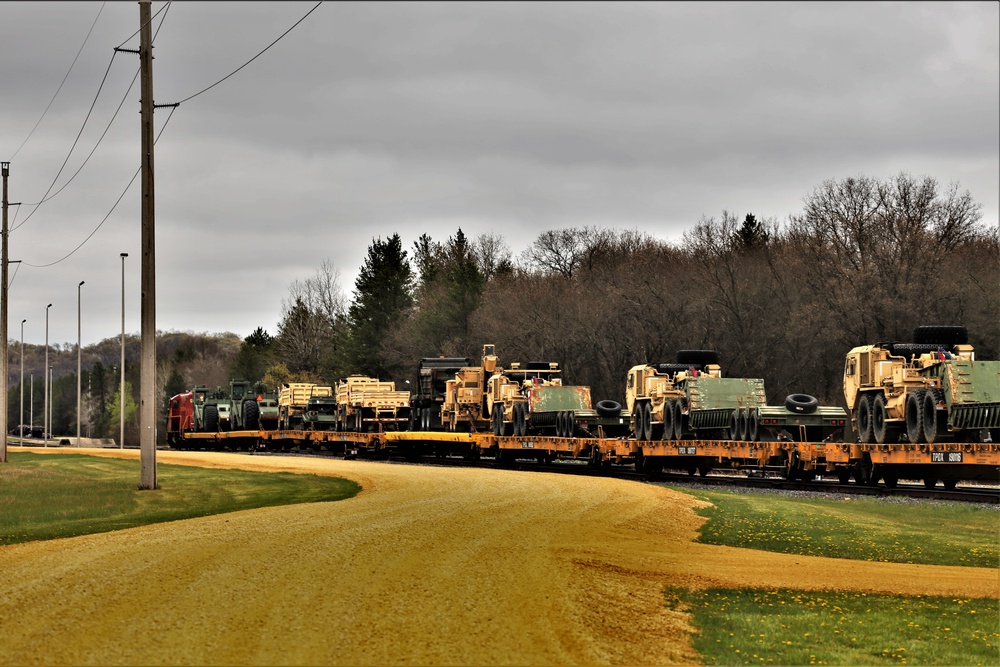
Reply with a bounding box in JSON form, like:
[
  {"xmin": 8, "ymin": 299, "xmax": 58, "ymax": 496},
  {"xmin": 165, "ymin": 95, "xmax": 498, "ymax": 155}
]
[
  {"xmin": 335, "ymin": 375, "xmax": 411, "ymax": 432},
  {"xmin": 844, "ymin": 325, "xmax": 1000, "ymax": 444},
  {"xmin": 625, "ymin": 350, "xmax": 725, "ymax": 440},
  {"xmin": 278, "ymin": 383, "xmax": 334, "ymax": 430},
  {"xmin": 440, "ymin": 344, "xmax": 500, "ymax": 432}
]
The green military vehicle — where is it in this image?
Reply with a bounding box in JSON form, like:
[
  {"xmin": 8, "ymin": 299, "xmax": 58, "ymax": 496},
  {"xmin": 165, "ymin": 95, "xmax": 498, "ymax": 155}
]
[
  {"xmin": 301, "ymin": 395, "xmax": 339, "ymax": 431},
  {"xmin": 229, "ymin": 380, "xmax": 261, "ymax": 431}
]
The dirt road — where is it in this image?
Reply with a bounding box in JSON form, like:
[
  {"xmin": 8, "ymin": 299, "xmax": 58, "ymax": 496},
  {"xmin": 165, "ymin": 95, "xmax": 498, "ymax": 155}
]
[{"xmin": 1, "ymin": 448, "xmax": 996, "ymax": 665}]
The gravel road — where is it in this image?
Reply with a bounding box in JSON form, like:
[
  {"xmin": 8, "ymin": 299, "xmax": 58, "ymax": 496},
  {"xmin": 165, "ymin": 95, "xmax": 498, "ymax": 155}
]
[{"xmin": 1, "ymin": 448, "xmax": 996, "ymax": 666}]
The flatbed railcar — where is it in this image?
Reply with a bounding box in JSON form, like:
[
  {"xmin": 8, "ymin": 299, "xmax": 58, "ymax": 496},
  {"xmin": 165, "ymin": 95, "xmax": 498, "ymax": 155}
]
[{"xmin": 166, "ymin": 427, "xmax": 1000, "ymax": 491}]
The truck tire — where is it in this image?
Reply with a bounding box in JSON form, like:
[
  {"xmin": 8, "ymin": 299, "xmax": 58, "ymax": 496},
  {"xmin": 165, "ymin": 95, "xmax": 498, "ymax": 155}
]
[
  {"xmin": 785, "ymin": 394, "xmax": 819, "ymax": 414},
  {"xmin": 922, "ymin": 389, "xmax": 943, "ymax": 444},
  {"xmin": 857, "ymin": 394, "xmax": 874, "ymax": 444},
  {"xmin": 673, "ymin": 398, "xmax": 687, "ymax": 440},
  {"xmin": 905, "ymin": 390, "xmax": 925, "ymax": 443},
  {"xmin": 566, "ymin": 410, "xmax": 576, "ymax": 438},
  {"xmin": 872, "ymin": 393, "xmax": 891, "ymax": 444},
  {"xmin": 663, "ymin": 400, "xmax": 676, "ymax": 441},
  {"xmin": 738, "ymin": 410, "xmax": 750, "ymax": 441},
  {"xmin": 641, "ymin": 402, "xmax": 653, "ymax": 441},
  {"xmin": 675, "ymin": 349, "xmax": 719, "ymax": 367},
  {"xmin": 242, "ymin": 400, "xmax": 260, "ymax": 431},
  {"xmin": 748, "ymin": 410, "xmax": 760, "ymax": 442},
  {"xmin": 204, "ymin": 405, "xmax": 219, "ymax": 432},
  {"xmin": 728, "ymin": 410, "xmax": 740, "ymax": 441},
  {"xmin": 913, "ymin": 325, "xmax": 968, "ymax": 346},
  {"xmin": 595, "ymin": 400, "xmax": 621, "ymax": 418}
]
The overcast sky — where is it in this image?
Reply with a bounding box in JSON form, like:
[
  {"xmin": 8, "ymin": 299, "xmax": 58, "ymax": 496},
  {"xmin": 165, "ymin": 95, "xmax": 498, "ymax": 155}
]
[{"xmin": 1, "ymin": 1, "xmax": 997, "ymax": 348}]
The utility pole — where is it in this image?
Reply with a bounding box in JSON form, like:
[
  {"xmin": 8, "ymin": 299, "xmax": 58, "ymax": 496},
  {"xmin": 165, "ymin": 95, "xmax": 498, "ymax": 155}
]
[
  {"xmin": 139, "ymin": 0, "xmax": 157, "ymax": 489},
  {"xmin": 1, "ymin": 161, "xmax": 9, "ymax": 463},
  {"xmin": 77, "ymin": 280, "xmax": 84, "ymax": 447}
]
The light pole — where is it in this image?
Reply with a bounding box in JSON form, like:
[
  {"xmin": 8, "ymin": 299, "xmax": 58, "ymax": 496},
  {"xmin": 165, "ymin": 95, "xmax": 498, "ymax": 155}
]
[
  {"xmin": 44, "ymin": 303, "xmax": 51, "ymax": 446},
  {"xmin": 20, "ymin": 318, "xmax": 26, "ymax": 443},
  {"xmin": 77, "ymin": 280, "xmax": 85, "ymax": 447},
  {"xmin": 120, "ymin": 252, "xmax": 127, "ymax": 449}
]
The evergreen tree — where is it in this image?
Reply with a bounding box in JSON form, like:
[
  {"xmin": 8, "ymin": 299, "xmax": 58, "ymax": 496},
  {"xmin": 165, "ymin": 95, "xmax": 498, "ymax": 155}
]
[
  {"xmin": 342, "ymin": 234, "xmax": 414, "ymax": 378},
  {"xmin": 231, "ymin": 326, "xmax": 275, "ymax": 382}
]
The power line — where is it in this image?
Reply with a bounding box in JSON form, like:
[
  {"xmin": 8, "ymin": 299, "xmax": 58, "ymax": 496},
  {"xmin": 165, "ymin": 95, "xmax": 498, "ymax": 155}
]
[
  {"xmin": 114, "ymin": 0, "xmax": 171, "ymax": 51},
  {"xmin": 21, "ymin": 105, "xmax": 177, "ymax": 270},
  {"xmin": 176, "ymin": 1, "xmax": 323, "ymax": 105},
  {"xmin": 10, "ymin": 2, "xmax": 107, "ymax": 160}
]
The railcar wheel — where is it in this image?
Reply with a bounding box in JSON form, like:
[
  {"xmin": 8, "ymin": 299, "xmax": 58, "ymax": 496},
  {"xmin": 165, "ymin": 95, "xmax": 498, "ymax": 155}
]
[
  {"xmin": 905, "ymin": 391, "xmax": 926, "ymax": 443},
  {"xmin": 923, "ymin": 478, "xmax": 937, "ymax": 489},
  {"xmin": 856, "ymin": 394, "xmax": 874, "ymax": 444},
  {"xmin": 836, "ymin": 469, "xmax": 850, "ymax": 485},
  {"xmin": 942, "ymin": 479, "xmax": 958, "ymax": 490}
]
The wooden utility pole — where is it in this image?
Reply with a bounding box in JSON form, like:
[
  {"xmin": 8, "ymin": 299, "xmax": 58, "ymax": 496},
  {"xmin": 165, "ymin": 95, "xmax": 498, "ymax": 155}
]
[
  {"xmin": 139, "ymin": 0, "xmax": 157, "ymax": 489},
  {"xmin": 1, "ymin": 161, "xmax": 9, "ymax": 463}
]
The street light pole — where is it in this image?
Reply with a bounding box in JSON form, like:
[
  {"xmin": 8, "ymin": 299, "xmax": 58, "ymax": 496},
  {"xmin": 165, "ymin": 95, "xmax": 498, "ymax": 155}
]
[
  {"xmin": 44, "ymin": 303, "xmax": 51, "ymax": 447},
  {"xmin": 121, "ymin": 253, "xmax": 127, "ymax": 449},
  {"xmin": 77, "ymin": 280, "xmax": 85, "ymax": 447},
  {"xmin": 20, "ymin": 318, "xmax": 26, "ymax": 443}
]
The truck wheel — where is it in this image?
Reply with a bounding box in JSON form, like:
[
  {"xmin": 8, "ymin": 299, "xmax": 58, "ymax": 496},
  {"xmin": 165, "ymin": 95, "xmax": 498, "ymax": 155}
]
[
  {"xmin": 513, "ymin": 403, "xmax": 526, "ymax": 437},
  {"xmin": 641, "ymin": 403, "xmax": 653, "ymax": 441},
  {"xmin": 738, "ymin": 410, "xmax": 750, "ymax": 441},
  {"xmin": 243, "ymin": 400, "xmax": 260, "ymax": 431},
  {"xmin": 673, "ymin": 399, "xmax": 686, "ymax": 440},
  {"xmin": 856, "ymin": 394, "xmax": 874, "ymax": 443},
  {"xmin": 905, "ymin": 391, "xmax": 925, "ymax": 443},
  {"xmin": 872, "ymin": 393, "xmax": 891, "ymax": 443},
  {"xmin": 785, "ymin": 394, "xmax": 818, "ymax": 414},
  {"xmin": 204, "ymin": 405, "xmax": 219, "ymax": 432},
  {"xmin": 922, "ymin": 389, "xmax": 942, "ymax": 443},
  {"xmin": 566, "ymin": 410, "xmax": 576, "ymax": 438},
  {"xmin": 663, "ymin": 400, "xmax": 676, "ymax": 441},
  {"xmin": 748, "ymin": 411, "xmax": 760, "ymax": 442},
  {"xmin": 728, "ymin": 410, "xmax": 740, "ymax": 441}
]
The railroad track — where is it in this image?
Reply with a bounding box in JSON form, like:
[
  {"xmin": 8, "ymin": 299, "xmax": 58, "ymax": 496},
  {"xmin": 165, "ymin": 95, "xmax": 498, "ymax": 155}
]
[{"xmin": 249, "ymin": 448, "xmax": 1000, "ymax": 504}]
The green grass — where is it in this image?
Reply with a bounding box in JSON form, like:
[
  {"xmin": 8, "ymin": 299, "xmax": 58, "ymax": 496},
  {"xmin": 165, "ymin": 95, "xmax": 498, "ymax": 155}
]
[
  {"xmin": 0, "ymin": 451, "xmax": 360, "ymax": 545},
  {"xmin": 667, "ymin": 586, "xmax": 1000, "ymax": 666},
  {"xmin": 669, "ymin": 486, "xmax": 999, "ymax": 568}
]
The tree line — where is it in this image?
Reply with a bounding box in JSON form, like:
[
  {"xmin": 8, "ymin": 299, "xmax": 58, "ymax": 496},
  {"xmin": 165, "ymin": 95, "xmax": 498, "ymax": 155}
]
[{"xmin": 9, "ymin": 173, "xmax": 998, "ymax": 442}]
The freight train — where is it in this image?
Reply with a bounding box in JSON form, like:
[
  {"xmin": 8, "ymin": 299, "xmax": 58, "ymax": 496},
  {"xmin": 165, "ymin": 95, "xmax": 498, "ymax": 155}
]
[{"xmin": 166, "ymin": 326, "xmax": 1000, "ymax": 490}]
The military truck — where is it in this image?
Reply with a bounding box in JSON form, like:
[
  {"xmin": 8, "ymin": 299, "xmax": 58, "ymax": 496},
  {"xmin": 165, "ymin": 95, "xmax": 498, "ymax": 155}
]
[
  {"xmin": 335, "ymin": 375, "xmax": 411, "ymax": 432},
  {"xmin": 228, "ymin": 380, "xmax": 261, "ymax": 431},
  {"xmin": 489, "ymin": 367, "xmax": 626, "ymax": 438},
  {"xmin": 440, "ymin": 345, "xmax": 500, "ymax": 432},
  {"xmin": 844, "ymin": 325, "xmax": 1000, "ymax": 443},
  {"xmin": 410, "ymin": 356, "xmax": 472, "ymax": 431},
  {"xmin": 190, "ymin": 385, "xmax": 233, "ymax": 432},
  {"xmin": 278, "ymin": 383, "xmax": 334, "ymax": 431},
  {"xmin": 301, "ymin": 394, "xmax": 339, "ymax": 431},
  {"xmin": 253, "ymin": 382, "xmax": 280, "ymax": 431}
]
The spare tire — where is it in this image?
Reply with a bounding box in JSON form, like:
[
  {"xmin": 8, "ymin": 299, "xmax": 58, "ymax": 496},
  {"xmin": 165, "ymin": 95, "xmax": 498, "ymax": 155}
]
[
  {"xmin": 676, "ymin": 349, "xmax": 720, "ymax": 367},
  {"xmin": 596, "ymin": 399, "xmax": 622, "ymax": 418},
  {"xmin": 785, "ymin": 394, "xmax": 819, "ymax": 414},
  {"xmin": 913, "ymin": 325, "xmax": 968, "ymax": 347}
]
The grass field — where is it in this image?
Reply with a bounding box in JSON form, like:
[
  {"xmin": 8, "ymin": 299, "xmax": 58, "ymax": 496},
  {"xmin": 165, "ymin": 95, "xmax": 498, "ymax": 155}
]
[
  {"xmin": 673, "ymin": 486, "xmax": 999, "ymax": 568},
  {"xmin": 0, "ymin": 451, "xmax": 360, "ymax": 545},
  {"xmin": 668, "ymin": 486, "xmax": 1000, "ymax": 665}
]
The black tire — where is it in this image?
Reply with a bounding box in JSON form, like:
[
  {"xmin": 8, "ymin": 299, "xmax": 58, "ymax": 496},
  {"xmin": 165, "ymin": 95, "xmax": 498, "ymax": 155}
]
[
  {"xmin": 641, "ymin": 402, "xmax": 653, "ymax": 441},
  {"xmin": 905, "ymin": 391, "xmax": 925, "ymax": 443},
  {"xmin": 748, "ymin": 410, "xmax": 760, "ymax": 442},
  {"xmin": 738, "ymin": 410, "xmax": 749, "ymax": 441},
  {"xmin": 942, "ymin": 479, "xmax": 958, "ymax": 491},
  {"xmin": 514, "ymin": 403, "xmax": 526, "ymax": 437},
  {"xmin": 242, "ymin": 400, "xmax": 260, "ymax": 431},
  {"xmin": 673, "ymin": 399, "xmax": 686, "ymax": 440},
  {"xmin": 566, "ymin": 410, "xmax": 576, "ymax": 438},
  {"xmin": 922, "ymin": 389, "xmax": 942, "ymax": 444},
  {"xmin": 923, "ymin": 478, "xmax": 937, "ymax": 489},
  {"xmin": 675, "ymin": 349, "xmax": 720, "ymax": 367},
  {"xmin": 785, "ymin": 394, "xmax": 819, "ymax": 414},
  {"xmin": 913, "ymin": 325, "xmax": 968, "ymax": 347},
  {"xmin": 872, "ymin": 393, "xmax": 891, "ymax": 444},
  {"xmin": 204, "ymin": 405, "xmax": 219, "ymax": 432},
  {"xmin": 595, "ymin": 399, "xmax": 621, "ymax": 418},
  {"xmin": 492, "ymin": 409, "xmax": 502, "ymax": 437},
  {"xmin": 857, "ymin": 394, "xmax": 874, "ymax": 444},
  {"xmin": 663, "ymin": 400, "xmax": 676, "ymax": 441},
  {"xmin": 728, "ymin": 410, "xmax": 740, "ymax": 441}
]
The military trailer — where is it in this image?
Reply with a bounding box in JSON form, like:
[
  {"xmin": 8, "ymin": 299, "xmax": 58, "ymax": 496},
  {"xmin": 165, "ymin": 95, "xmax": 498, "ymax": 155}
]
[
  {"xmin": 726, "ymin": 394, "xmax": 848, "ymax": 443},
  {"xmin": 278, "ymin": 383, "xmax": 334, "ymax": 431},
  {"xmin": 844, "ymin": 325, "xmax": 1000, "ymax": 443},
  {"xmin": 301, "ymin": 394, "xmax": 339, "ymax": 431},
  {"xmin": 335, "ymin": 375, "xmax": 410, "ymax": 432}
]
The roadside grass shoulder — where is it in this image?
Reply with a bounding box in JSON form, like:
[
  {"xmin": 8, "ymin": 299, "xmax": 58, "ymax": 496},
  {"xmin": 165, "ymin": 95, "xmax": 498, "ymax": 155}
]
[
  {"xmin": 666, "ymin": 586, "xmax": 999, "ymax": 666},
  {"xmin": 0, "ymin": 451, "xmax": 360, "ymax": 545},
  {"xmin": 668, "ymin": 486, "xmax": 999, "ymax": 568}
]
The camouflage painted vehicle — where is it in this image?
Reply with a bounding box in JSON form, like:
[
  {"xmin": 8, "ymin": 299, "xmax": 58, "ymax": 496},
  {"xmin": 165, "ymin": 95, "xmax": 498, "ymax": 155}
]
[
  {"xmin": 301, "ymin": 395, "xmax": 339, "ymax": 431},
  {"xmin": 844, "ymin": 325, "xmax": 1000, "ymax": 443}
]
